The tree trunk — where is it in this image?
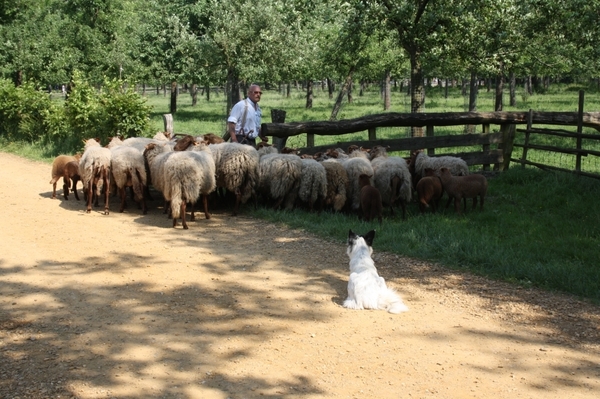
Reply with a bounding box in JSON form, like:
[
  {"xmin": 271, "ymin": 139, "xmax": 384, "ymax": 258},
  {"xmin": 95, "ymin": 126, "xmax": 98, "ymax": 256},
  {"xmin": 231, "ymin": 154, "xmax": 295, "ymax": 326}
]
[
  {"xmin": 205, "ymin": 84, "xmax": 210, "ymax": 101},
  {"xmin": 306, "ymin": 80, "xmax": 313, "ymax": 109},
  {"xmin": 444, "ymin": 79, "xmax": 449, "ymax": 99},
  {"xmin": 468, "ymin": 71, "xmax": 478, "ymax": 112},
  {"xmin": 347, "ymin": 80, "xmax": 353, "ymax": 104},
  {"xmin": 226, "ymin": 68, "xmax": 241, "ymax": 114},
  {"xmin": 495, "ymin": 62, "xmax": 504, "ymax": 112},
  {"xmin": 170, "ymin": 81, "xmax": 177, "ymax": 114},
  {"xmin": 466, "ymin": 71, "xmax": 478, "ymax": 133},
  {"xmin": 287, "ymin": 82, "xmax": 291, "ymax": 97},
  {"xmin": 383, "ymin": 70, "xmax": 391, "ymax": 111},
  {"xmin": 509, "ymin": 72, "xmax": 516, "ymax": 106},
  {"xmin": 409, "ymin": 50, "xmax": 425, "ymax": 136},
  {"xmin": 327, "ymin": 78, "xmax": 334, "ymax": 99},
  {"xmin": 330, "ymin": 71, "xmax": 354, "ymax": 121},
  {"xmin": 191, "ymin": 83, "xmax": 198, "ymax": 106}
]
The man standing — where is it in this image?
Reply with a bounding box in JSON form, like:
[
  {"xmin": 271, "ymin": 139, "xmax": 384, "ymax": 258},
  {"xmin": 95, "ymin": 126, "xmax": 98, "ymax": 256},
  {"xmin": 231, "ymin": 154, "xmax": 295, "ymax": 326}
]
[{"xmin": 227, "ymin": 84, "xmax": 267, "ymax": 148}]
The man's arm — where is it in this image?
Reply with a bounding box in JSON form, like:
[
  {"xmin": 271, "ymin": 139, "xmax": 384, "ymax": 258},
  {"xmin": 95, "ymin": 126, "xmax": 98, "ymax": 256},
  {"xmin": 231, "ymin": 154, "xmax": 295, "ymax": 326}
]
[{"xmin": 228, "ymin": 121, "xmax": 238, "ymax": 142}]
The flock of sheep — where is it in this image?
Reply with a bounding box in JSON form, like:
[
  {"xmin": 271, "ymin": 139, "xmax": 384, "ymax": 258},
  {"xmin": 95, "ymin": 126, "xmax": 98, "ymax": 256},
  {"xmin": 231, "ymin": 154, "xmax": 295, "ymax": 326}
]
[{"xmin": 50, "ymin": 132, "xmax": 488, "ymax": 229}]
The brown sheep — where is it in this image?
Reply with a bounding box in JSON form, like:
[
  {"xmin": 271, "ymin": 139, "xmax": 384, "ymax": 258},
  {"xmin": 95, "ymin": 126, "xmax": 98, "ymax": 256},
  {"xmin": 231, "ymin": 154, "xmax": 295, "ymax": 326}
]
[
  {"xmin": 416, "ymin": 168, "xmax": 443, "ymax": 213},
  {"xmin": 173, "ymin": 135, "xmax": 197, "ymax": 151},
  {"xmin": 439, "ymin": 167, "xmax": 488, "ymax": 214},
  {"xmin": 359, "ymin": 173, "xmax": 382, "ymax": 225},
  {"xmin": 50, "ymin": 154, "xmax": 82, "ymax": 200},
  {"xmin": 201, "ymin": 133, "xmax": 225, "ymax": 144}
]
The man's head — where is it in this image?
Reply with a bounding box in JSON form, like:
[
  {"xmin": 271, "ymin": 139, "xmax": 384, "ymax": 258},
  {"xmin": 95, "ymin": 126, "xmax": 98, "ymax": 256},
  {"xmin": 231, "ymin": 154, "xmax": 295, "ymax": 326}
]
[{"xmin": 248, "ymin": 84, "xmax": 262, "ymax": 103}]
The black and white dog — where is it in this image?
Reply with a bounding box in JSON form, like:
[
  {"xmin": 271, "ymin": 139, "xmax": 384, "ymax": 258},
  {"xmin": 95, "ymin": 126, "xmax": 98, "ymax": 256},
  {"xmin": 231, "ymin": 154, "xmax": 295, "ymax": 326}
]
[{"xmin": 343, "ymin": 229, "xmax": 408, "ymax": 314}]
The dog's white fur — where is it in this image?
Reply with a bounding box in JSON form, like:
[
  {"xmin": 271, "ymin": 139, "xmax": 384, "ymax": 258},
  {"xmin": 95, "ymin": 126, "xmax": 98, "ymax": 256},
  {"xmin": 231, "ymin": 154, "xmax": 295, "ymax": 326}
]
[{"xmin": 343, "ymin": 229, "xmax": 408, "ymax": 314}]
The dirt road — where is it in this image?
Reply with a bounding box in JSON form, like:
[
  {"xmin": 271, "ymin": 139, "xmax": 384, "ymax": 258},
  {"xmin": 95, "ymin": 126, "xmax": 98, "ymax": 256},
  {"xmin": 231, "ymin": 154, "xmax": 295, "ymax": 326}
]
[{"xmin": 0, "ymin": 152, "xmax": 599, "ymax": 399}]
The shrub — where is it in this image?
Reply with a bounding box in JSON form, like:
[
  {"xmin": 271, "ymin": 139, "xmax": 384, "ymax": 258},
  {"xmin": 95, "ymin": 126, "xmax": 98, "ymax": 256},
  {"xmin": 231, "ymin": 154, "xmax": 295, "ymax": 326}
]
[
  {"xmin": 0, "ymin": 79, "xmax": 66, "ymax": 144},
  {"xmin": 65, "ymin": 72, "xmax": 152, "ymax": 145}
]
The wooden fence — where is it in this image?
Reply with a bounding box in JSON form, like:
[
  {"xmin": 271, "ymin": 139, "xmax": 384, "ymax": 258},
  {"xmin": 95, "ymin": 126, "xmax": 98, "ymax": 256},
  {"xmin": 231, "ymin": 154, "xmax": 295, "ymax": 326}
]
[{"xmin": 261, "ymin": 98, "xmax": 600, "ymax": 175}]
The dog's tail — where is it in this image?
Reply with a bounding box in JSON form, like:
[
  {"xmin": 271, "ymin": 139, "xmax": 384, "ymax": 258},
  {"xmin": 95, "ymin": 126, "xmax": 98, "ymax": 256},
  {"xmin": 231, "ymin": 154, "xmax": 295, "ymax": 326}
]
[{"xmin": 379, "ymin": 288, "xmax": 409, "ymax": 314}]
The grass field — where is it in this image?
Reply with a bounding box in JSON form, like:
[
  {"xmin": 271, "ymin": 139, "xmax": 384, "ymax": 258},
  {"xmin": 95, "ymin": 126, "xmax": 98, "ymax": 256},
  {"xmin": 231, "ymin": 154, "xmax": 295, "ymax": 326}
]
[{"xmin": 4, "ymin": 82, "xmax": 600, "ymax": 302}]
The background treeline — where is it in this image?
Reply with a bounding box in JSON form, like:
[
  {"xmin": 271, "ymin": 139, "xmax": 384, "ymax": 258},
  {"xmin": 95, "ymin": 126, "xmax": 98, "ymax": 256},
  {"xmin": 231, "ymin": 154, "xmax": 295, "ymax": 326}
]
[{"xmin": 1, "ymin": 0, "xmax": 600, "ymax": 153}]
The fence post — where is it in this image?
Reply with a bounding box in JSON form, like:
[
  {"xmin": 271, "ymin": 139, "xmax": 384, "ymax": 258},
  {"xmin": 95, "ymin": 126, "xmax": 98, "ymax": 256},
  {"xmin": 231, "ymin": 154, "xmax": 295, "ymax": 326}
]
[
  {"xmin": 426, "ymin": 125, "xmax": 435, "ymax": 156},
  {"xmin": 482, "ymin": 123, "xmax": 490, "ymax": 171},
  {"xmin": 520, "ymin": 109, "xmax": 533, "ymax": 167},
  {"xmin": 499, "ymin": 124, "xmax": 516, "ymax": 171},
  {"xmin": 162, "ymin": 114, "xmax": 174, "ymax": 136},
  {"xmin": 271, "ymin": 109, "xmax": 287, "ymax": 151},
  {"xmin": 368, "ymin": 127, "xmax": 377, "ymax": 141},
  {"xmin": 576, "ymin": 90, "xmax": 584, "ymax": 173}
]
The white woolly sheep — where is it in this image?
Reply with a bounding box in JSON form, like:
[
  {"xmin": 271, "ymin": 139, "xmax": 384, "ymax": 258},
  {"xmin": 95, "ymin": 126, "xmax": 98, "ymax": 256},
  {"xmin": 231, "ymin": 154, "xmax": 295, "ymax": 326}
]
[
  {"xmin": 143, "ymin": 141, "xmax": 173, "ymax": 214},
  {"xmin": 439, "ymin": 167, "xmax": 488, "ymax": 215},
  {"xmin": 370, "ymin": 145, "xmax": 412, "ymax": 220},
  {"xmin": 257, "ymin": 142, "xmax": 279, "ymax": 156},
  {"xmin": 340, "ymin": 156, "xmax": 374, "ymax": 212},
  {"xmin": 298, "ymin": 158, "xmax": 327, "ymax": 212},
  {"xmin": 50, "ymin": 154, "xmax": 81, "ymax": 200},
  {"xmin": 145, "ymin": 141, "xmax": 216, "ymax": 228},
  {"xmin": 258, "ymin": 153, "xmax": 303, "ymax": 210},
  {"xmin": 320, "ymin": 159, "xmax": 349, "ymax": 212},
  {"xmin": 110, "ymin": 145, "xmax": 148, "ymax": 214},
  {"xmin": 208, "ymin": 142, "xmax": 260, "ymax": 216},
  {"xmin": 79, "ymin": 138, "xmax": 111, "ymax": 214}
]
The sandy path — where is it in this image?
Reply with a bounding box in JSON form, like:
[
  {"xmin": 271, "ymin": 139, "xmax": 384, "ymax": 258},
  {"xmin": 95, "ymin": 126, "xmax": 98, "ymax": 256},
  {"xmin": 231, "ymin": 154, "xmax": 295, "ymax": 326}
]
[{"xmin": 0, "ymin": 152, "xmax": 599, "ymax": 399}]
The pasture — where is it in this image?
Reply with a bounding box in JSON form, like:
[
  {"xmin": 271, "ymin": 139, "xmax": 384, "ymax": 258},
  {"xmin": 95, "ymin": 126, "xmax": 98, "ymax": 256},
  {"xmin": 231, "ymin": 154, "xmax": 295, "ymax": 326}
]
[{"xmin": 3, "ymin": 83, "xmax": 600, "ymax": 301}]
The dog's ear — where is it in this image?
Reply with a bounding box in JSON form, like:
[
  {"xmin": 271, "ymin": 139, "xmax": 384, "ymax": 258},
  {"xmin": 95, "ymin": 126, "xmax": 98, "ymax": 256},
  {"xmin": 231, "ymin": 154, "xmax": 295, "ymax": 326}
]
[
  {"xmin": 363, "ymin": 230, "xmax": 376, "ymax": 247},
  {"xmin": 348, "ymin": 229, "xmax": 355, "ymax": 239}
]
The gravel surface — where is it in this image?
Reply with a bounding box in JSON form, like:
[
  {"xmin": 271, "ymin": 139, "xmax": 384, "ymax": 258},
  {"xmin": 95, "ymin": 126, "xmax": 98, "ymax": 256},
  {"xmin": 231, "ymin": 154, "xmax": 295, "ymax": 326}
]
[{"xmin": 1, "ymin": 152, "xmax": 599, "ymax": 399}]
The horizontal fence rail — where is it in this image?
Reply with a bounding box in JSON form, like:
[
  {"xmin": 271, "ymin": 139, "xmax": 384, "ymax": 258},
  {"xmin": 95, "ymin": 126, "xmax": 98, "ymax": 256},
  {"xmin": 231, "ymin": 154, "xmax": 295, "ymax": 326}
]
[{"xmin": 260, "ymin": 99, "xmax": 600, "ymax": 176}]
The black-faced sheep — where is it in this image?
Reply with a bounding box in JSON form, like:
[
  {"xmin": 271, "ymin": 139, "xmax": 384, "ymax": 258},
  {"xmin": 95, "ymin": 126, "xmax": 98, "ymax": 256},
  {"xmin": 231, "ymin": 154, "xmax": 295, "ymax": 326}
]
[
  {"xmin": 359, "ymin": 173, "xmax": 382, "ymax": 225},
  {"xmin": 208, "ymin": 142, "xmax": 260, "ymax": 216},
  {"xmin": 79, "ymin": 138, "xmax": 111, "ymax": 214},
  {"xmin": 50, "ymin": 154, "xmax": 81, "ymax": 200},
  {"xmin": 439, "ymin": 167, "xmax": 488, "ymax": 215},
  {"xmin": 370, "ymin": 145, "xmax": 412, "ymax": 220},
  {"xmin": 258, "ymin": 153, "xmax": 302, "ymax": 210},
  {"xmin": 416, "ymin": 168, "xmax": 444, "ymax": 213}
]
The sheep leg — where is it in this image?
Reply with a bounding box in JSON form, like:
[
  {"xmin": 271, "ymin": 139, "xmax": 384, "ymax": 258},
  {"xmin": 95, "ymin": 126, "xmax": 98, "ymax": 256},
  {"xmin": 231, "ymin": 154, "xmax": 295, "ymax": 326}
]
[
  {"xmin": 62, "ymin": 176, "xmax": 71, "ymax": 200},
  {"xmin": 72, "ymin": 176, "xmax": 80, "ymax": 200},
  {"xmin": 119, "ymin": 187, "xmax": 127, "ymax": 213},
  {"xmin": 232, "ymin": 191, "xmax": 241, "ymax": 216},
  {"xmin": 180, "ymin": 201, "xmax": 189, "ymax": 229},
  {"xmin": 190, "ymin": 201, "xmax": 196, "ymax": 221},
  {"xmin": 103, "ymin": 170, "xmax": 110, "ymax": 215},
  {"xmin": 454, "ymin": 196, "xmax": 462, "ymax": 215},
  {"xmin": 400, "ymin": 201, "xmax": 407, "ymax": 220},
  {"xmin": 85, "ymin": 181, "xmax": 94, "ymax": 213},
  {"xmin": 202, "ymin": 194, "xmax": 211, "ymax": 220}
]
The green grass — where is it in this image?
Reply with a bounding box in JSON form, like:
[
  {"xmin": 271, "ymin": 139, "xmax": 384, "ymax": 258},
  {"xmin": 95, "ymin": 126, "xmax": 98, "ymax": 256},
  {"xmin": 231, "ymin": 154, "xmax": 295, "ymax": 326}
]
[
  {"xmin": 248, "ymin": 167, "xmax": 600, "ymax": 302},
  {"xmin": 3, "ymin": 83, "xmax": 600, "ymax": 302}
]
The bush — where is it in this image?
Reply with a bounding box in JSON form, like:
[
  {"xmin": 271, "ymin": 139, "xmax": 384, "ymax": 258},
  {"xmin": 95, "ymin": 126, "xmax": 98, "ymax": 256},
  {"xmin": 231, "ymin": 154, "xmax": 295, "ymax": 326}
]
[
  {"xmin": 65, "ymin": 72, "xmax": 152, "ymax": 146},
  {"xmin": 0, "ymin": 79, "xmax": 66, "ymax": 144}
]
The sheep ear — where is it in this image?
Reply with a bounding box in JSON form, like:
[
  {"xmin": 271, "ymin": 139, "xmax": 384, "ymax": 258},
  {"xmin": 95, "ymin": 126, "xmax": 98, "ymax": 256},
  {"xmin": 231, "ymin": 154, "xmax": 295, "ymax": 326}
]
[{"xmin": 363, "ymin": 230, "xmax": 376, "ymax": 247}]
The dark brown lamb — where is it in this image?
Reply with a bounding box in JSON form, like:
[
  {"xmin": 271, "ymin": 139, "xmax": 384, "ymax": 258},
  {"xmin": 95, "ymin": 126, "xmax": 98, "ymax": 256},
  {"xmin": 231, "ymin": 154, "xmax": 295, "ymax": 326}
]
[{"xmin": 359, "ymin": 173, "xmax": 382, "ymax": 225}]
